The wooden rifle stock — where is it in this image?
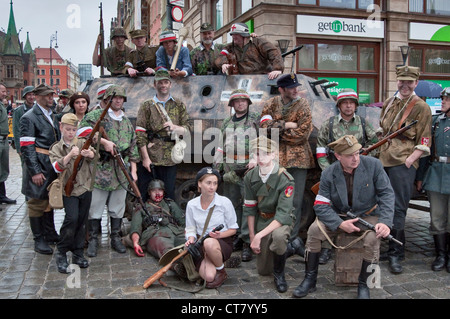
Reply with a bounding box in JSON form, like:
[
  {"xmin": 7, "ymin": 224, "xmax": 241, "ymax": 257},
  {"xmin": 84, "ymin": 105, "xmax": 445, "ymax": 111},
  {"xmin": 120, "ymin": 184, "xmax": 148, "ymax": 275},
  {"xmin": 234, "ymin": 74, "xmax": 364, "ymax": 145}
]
[
  {"xmin": 99, "ymin": 2, "xmax": 105, "ymax": 76},
  {"xmin": 64, "ymin": 93, "xmax": 115, "ymax": 197},
  {"xmin": 170, "ymin": 27, "xmax": 189, "ymax": 72},
  {"xmin": 311, "ymin": 120, "xmax": 418, "ymax": 195}
]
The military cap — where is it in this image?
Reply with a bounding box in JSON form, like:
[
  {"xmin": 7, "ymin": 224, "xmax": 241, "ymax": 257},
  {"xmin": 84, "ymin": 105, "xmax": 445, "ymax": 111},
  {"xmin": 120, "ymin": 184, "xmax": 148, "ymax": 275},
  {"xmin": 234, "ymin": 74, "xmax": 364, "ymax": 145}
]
[
  {"xmin": 69, "ymin": 91, "xmax": 90, "ymax": 109},
  {"xmin": 328, "ymin": 135, "xmax": 362, "ymax": 155},
  {"xmin": 396, "ymin": 65, "xmax": 420, "ymax": 81},
  {"xmin": 59, "ymin": 89, "xmax": 74, "ymax": 98},
  {"xmin": 148, "ymin": 179, "xmax": 165, "ymax": 192},
  {"xmin": 111, "ymin": 27, "xmax": 128, "ymax": 40},
  {"xmin": 129, "ymin": 29, "xmax": 147, "ymax": 39},
  {"xmin": 195, "ymin": 167, "xmax": 221, "ymax": 185},
  {"xmin": 22, "ymin": 86, "xmax": 35, "ymax": 98},
  {"xmin": 336, "ymin": 88, "xmax": 359, "ymax": 107},
  {"xmin": 230, "ymin": 23, "xmax": 250, "ymax": 37},
  {"xmin": 33, "ymin": 84, "xmax": 55, "ymax": 96},
  {"xmin": 154, "ymin": 69, "xmax": 171, "ymax": 82},
  {"xmin": 160, "ymin": 30, "xmax": 177, "ymax": 44},
  {"xmin": 60, "ymin": 113, "xmax": 79, "ymax": 127},
  {"xmin": 228, "ymin": 89, "xmax": 252, "ymax": 106},
  {"xmin": 250, "ymin": 135, "xmax": 278, "ymax": 153},
  {"xmin": 200, "ymin": 23, "xmax": 214, "ymax": 33},
  {"xmin": 277, "ymin": 73, "xmax": 301, "ymax": 89},
  {"xmin": 104, "ymin": 84, "xmax": 127, "ymax": 102}
]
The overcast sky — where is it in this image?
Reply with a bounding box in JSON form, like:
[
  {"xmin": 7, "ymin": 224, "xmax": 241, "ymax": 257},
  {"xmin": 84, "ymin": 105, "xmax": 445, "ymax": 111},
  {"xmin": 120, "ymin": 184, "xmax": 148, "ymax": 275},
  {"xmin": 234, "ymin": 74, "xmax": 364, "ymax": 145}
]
[{"xmin": 0, "ymin": 0, "xmax": 118, "ymax": 78}]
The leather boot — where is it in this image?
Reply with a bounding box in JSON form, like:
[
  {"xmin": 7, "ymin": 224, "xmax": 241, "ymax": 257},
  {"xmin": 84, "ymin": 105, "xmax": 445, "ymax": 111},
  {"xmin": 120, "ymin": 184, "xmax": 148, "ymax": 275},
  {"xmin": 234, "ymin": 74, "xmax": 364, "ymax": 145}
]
[
  {"xmin": 387, "ymin": 229, "xmax": 405, "ymax": 274},
  {"xmin": 110, "ymin": 218, "xmax": 126, "ymax": 253},
  {"xmin": 241, "ymin": 243, "xmax": 253, "ymax": 262},
  {"xmin": 0, "ymin": 181, "xmax": 16, "ymax": 204},
  {"xmin": 292, "ymin": 252, "xmax": 320, "ymax": 298},
  {"xmin": 56, "ymin": 251, "xmax": 69, "ymax": 274},
  {"xmin": 357, "ymin": 260, "xmax": 373, "ymax": 299},
  {"xmin": 286, "ymin": 237, "xmax": 305, "ymax": 258},
  {"xmin": 273, "ymin": 252, "xmax": 288, "ymax": 293},
  {"xmin": 319, "ymin": 248, "xmax": 332, "ymax": 265},
  {"xmin": 87, "ymin": 219, "xmax": 101, "ymax": 257},
  {"xmin": 72, "ymin": 250, "xmax": 89, "ymax": 268},
  {"xmin": 431, "ymin": 234, "xmax": 447, "ymax": 271},
  {"xmin": 29, "ymin": 217, "xmax": 53, "ymax": 255},
  {"xmin": 42, "ymin": 211, "xmax": 60, "ymax": 244}
]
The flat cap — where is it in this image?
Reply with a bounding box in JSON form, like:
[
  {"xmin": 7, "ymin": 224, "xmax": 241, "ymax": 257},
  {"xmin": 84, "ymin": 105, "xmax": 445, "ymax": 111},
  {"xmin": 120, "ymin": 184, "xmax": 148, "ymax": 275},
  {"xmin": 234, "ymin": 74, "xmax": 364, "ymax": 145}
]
[
  {"xmin": 33, "ymin": 84, "xmax": 55, "ymax": 96},
  {"xmin": 396, "ymin": 65, "xmax": 420, "ymax": 81},
  {"xmin": 328, "ymin": 135, "xmax": 362, "ymax": 155}
]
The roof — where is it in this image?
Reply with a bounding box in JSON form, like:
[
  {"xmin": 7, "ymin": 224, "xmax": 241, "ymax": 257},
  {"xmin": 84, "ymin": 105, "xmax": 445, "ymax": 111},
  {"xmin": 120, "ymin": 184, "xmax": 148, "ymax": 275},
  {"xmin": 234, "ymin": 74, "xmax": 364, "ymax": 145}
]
[{"xmin": 35, "ymin": 48, "xmax": 64, "ymax": 62}]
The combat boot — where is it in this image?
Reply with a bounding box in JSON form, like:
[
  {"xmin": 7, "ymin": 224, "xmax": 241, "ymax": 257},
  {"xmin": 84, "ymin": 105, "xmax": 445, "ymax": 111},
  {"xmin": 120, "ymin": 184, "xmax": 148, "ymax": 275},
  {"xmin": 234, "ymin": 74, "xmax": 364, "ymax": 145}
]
[
  {"xmin": 357, "ymin": 260, "xmax": 373, "ymax": 299},
  {"xmin": 387, "ymin": 229, "xmax": 405, "ymax": 274},
  {"xmin": 87, "ymin": 219, "xmax": 101, "ymax": 257},
  {"xmin": 0, "ymin": 182, "xmax": 16, "ymax": 205},
  {"xmin": 56, "ymin": 251, "xmax": 69, "ymax": 274},
  {"xmin": 286, "ymin": 236, "xmax": 305, "ymax": 258},
  {"xmin": 431, "ymin": 234, "xmax": 447, "ymax": 271},
  {"xmin": 241, "ymin": 243, "xmax": 253, "ymax": 262},
  {"xmin": 29, "ymin": 217, "xmax": 53, "ymax": 255},
  {"xmin": 292, "ymin": 252, "xmax": 320, "ymax": 298},
  {"xmin": 72, "ymin": 250, "xmax": 89, "ymax": 268},
  {"xmin": 273, "ymin": 252, "xmax": 288, "ymax": 293},
  {"xmin": 42, "ymin": 211, "xmax": 60, "ymax": 244},
  {"xmin": 110, "ymin": 218, "xmax": 126, "ymax": 253}
]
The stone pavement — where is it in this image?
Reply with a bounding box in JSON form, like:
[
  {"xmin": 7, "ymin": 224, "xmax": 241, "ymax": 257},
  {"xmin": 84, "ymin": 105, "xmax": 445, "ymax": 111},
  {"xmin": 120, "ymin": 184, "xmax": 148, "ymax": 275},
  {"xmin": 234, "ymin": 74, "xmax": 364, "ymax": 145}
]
[{"xmin": 0, "ymin": 148, "xmax": 448, "ymax": 300}]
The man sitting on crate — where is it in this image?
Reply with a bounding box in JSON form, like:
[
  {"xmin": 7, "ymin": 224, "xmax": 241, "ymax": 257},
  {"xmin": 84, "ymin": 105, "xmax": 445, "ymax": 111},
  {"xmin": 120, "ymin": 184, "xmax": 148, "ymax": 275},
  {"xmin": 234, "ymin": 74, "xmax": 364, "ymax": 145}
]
[{"xmin": 292, "ymin": 135, "xmax": 395, "ymax": 299}]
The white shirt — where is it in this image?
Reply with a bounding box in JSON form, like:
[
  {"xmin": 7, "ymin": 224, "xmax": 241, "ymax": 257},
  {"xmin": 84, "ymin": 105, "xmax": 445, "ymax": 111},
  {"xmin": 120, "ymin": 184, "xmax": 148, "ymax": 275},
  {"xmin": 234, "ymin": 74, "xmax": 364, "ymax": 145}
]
[
  {"xmin": 37, "ymin": 103, "xmax": 54, "ymax": 127},
  {"xmin": 185, "ymin": 193, "xmax": 239, "ymax": 241}
]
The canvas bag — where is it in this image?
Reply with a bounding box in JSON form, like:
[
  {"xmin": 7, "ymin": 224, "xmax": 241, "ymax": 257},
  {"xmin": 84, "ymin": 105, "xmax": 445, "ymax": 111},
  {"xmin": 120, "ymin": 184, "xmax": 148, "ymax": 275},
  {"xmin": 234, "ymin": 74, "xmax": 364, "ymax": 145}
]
[{"xmin": 47, "ymin": 170, "xmax": 67, "ymax": 209}]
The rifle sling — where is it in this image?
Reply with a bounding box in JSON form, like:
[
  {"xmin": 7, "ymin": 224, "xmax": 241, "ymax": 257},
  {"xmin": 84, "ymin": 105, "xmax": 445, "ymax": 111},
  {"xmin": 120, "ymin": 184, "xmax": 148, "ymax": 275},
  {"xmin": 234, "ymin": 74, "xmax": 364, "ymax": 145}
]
[{"xmin": 397, "ymin": 96, "xmax": 419, "ymax": 130}]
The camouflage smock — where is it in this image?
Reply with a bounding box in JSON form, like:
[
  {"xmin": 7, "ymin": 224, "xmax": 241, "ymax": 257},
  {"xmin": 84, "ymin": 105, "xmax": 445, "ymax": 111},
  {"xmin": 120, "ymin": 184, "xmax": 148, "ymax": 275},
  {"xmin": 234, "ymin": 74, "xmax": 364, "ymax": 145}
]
[
  {"xmin": 215, "ymin": 37, "xmax": 284, "ymax": 75},
  {"xmin": 190, "ymin": 43, "xmax": 225, "ymax": 75},
  {"xmin": 135, "ymin": 97, "xmax": 191, "ymax": 166},
  {"xmin": 104, "ymin": 45, "xmax": 133, "ymax": 75},
  {"xmin": 316, "ymin": 114, "xmax": 378, "ymax": 170},
  {"xmin": 125, "ymin": 45, "xmax": 158, "ymax": 72},
  {"xmin": 260, "ymin": 96, "xmax": 315, "ymax": 169},
  {"xmin": 379, "ymin": 94, "xmax": 432, "ymax": 169},
  {"xmin": 78, "ymin": 109, "xmax": 140, "ymax": 191}
]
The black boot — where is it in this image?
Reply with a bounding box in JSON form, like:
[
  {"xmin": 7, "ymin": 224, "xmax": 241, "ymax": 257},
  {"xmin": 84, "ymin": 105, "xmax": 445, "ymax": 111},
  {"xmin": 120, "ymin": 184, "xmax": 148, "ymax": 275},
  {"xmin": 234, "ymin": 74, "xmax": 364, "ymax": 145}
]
[
  {"xmin": 87, "ymin": 219, "xmax": 101, "ymax": 257},
  {"xmin": 241, "ymin": 243, "xmax": 253, "ymax": 262},
  {"xmin": 72, "ymin": 250, "xmax": 89, "ymax": 268},
  {"xmin": 0, "ymin": 181, "xmax": 16, "ymax": 205},
  {"xmin": 387, "ymin": 229, "xmax": 405, "ymax": 274},
  {"xmin": 110, "ymin": 218, "xmax": 126, "ymax": 253},
  {"xmin": 42, "ymin": 211, "xmax": 60, "ymax": 244},
  {"xmin": 292, "ymin": 252, "xmax": 320, "ymax": 298},
  {"xmin": 273, "ymin": 253, "xmax": 288, "ymax": 293},
  {"xmin": 56, "ymin": 251, "xmax": 69, "ymax": 274},
  {"xmin": 286, "ymin": 237, "xmax": 305, "ymax": 258},
  {"xmin": 432, "ymin": 234, "xmax": 447, "ymax": 271},
  {"xmin": 319, "ymin": 248, "xmax": 332, "ymax": 265},
  {"xmin": 357, "ymin": 260, "xmax": 373, "ymax": 299},
  {"xmin": 29, "ymin": 217, "xmax": 53, "ymax": 255}
]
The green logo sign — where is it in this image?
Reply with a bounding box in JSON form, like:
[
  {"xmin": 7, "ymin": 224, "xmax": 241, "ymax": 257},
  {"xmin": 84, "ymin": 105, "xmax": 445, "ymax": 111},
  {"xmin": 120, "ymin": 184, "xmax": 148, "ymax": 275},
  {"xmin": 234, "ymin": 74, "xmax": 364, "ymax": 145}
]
[{"xmin": 332, "ymin": 20, "xmax": 343, "ymax": 33}]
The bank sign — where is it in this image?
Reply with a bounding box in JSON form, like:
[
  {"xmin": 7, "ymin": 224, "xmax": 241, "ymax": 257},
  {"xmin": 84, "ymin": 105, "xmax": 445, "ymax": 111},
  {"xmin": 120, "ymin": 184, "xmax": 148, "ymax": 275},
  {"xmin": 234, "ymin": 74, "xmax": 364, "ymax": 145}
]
[{"xmin": 297, "ymin": 15, "xmax": 384, "ymax": 38}]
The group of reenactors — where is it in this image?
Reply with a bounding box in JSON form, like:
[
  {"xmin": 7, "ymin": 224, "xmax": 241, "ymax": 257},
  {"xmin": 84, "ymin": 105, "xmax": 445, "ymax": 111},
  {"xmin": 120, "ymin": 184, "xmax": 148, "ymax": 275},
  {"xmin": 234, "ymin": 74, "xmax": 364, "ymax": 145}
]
[{"xmin": 4, "ymin": 21, "xmax": 448, "ymax": 299}]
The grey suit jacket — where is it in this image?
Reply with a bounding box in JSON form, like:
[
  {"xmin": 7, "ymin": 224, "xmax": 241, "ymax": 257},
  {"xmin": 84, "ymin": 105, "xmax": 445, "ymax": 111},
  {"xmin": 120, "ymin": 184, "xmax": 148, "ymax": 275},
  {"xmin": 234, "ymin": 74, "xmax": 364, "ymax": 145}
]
[{"xmin": 314, "ymin": 156, "xmax": 394, "ymax": 231}]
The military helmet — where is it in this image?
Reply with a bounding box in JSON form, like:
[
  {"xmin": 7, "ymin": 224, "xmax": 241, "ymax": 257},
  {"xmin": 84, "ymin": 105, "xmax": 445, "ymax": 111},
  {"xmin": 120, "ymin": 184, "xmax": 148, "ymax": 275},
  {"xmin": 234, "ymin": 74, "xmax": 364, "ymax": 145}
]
[
  {"xmin": 440, "ymin": 87, "xmax": 450, "ymax": 98},
  {"xmin": 110, "ymin": 27, "xmax": 128, "ymax": 40},
  {"xmin": 336, "ymin": 88, "xmax": 359, "ymax": 109},
  {"xmin": 59, "ymin": 89, "xmax": 74, "ymax": 99},
  {"xmin": 104, "ymin": 85, "xmax": 127, "ymax": 102},
  {"xmin": 22, "ymin": 86, "xmax": 35, "ymax": 98},
  {"xmin": 228, "ymin": 89, "xmax": 252, "ymax": 107},
  {"xmin": 148, "ymin": 179, "xmax": 165, "ymax": 192}
]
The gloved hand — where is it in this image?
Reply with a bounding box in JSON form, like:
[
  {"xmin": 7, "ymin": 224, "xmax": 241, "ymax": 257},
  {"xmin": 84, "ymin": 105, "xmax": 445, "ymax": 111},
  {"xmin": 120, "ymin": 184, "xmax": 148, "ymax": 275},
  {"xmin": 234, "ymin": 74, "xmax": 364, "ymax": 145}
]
[
  {"xmin": 134, "ymin": 244, "xmax": 145, "ymax": 257},
  {"xmin": 187, "ymin": 242, "xmax": 203, "ymax": 263}
]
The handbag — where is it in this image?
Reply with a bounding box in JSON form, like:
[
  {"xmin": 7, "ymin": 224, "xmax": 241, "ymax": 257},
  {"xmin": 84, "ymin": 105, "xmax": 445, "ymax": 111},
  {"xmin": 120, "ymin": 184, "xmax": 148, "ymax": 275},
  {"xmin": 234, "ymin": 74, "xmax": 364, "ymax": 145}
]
[{"xmin": 47, "ymin": 170, "xmax": 67, "ymax": 209}]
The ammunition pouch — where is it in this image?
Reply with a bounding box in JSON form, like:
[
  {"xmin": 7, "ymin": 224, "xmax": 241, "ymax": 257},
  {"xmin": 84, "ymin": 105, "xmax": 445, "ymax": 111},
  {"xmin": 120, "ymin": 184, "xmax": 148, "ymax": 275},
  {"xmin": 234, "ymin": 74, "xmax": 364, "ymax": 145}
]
[
  {"xmin": 142, "ymin": 214, "xmax": 161, "ymax": 229},
  {"xmin": 147, "ymin": 131, "xmax": 175, "ymax": 144}
]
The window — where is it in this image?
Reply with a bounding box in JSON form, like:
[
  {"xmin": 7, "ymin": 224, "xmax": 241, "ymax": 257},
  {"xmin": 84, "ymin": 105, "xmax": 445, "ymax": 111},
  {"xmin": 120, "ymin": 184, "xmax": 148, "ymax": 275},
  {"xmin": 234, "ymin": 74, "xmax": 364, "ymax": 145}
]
[
  {"xmin": 409, "ymin": 0, "xmax": 450, "ymax": 15},
  {"xmin": 6, "ymin": 65, "xmax": 14, "ymax": 78},
  {"xmin": 235, "ymin": 0, "xmax": 252, "ymax": 17},
  {"xmin": 298, "ymin": 0, "xmax": 377, "ymax": 9},
  {"xmin": 56, "ymin": 69, "xmax": 60, "ymax": 76},
  {"xmin": 213, "ymin": 0, "xmax": 224, "ymax": 31},
  {"xmin": 41, "ymin": 69, "xmax": 45, "ymax": 75},
  {"xmin": 410, "ymin": 45, "xmax": 450, "ymax": 74}
]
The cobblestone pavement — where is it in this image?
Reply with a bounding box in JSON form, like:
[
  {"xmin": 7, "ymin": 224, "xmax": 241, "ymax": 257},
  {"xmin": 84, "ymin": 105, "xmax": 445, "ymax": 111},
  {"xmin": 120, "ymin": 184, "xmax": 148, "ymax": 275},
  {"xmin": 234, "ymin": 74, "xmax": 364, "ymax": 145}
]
[{"xmin": 0, "ymin": 148, "xmax": 449, "ymax": 300}]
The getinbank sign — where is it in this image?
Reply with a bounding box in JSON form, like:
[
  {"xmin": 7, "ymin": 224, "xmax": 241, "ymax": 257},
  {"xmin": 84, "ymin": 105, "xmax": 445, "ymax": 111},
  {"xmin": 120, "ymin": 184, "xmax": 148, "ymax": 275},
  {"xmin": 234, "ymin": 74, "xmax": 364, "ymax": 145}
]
[{"xmin": 297, "ymin": 15, "xmax": 384, "ymax": 38}]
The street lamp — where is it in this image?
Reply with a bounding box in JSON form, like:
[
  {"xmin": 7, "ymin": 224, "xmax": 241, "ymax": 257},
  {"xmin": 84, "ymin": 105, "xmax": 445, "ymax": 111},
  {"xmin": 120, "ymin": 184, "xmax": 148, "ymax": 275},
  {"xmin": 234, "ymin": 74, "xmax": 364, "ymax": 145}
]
[
  {"xmin": 50, "ymin": 31, "xmax": 58, "ymax": 87},
  {"xmin": 277, "ymin": 39, "xmax": 291, "ymax": 56},
  {"xmin": 399, "ymin": 45, "xmax": 410, "ymax": 66}
]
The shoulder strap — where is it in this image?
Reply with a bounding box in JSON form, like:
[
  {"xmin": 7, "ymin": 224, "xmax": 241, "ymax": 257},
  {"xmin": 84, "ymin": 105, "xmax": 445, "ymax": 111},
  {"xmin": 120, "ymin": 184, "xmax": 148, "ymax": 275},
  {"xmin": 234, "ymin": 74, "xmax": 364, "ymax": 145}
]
[
  {"xmin": 398, "ymin": 96, "xmax": 419, "ymax": 129},
  {"xmin": 360, "ymin": 116, "xmax": 367, "ymax": 145},
  {"xmin": 201, "ymin": 205, "xmax": 216, "ymax": 237},
  {"xmin": 328, "ymin": 116, "xmax": 335, "ymax": 144}
]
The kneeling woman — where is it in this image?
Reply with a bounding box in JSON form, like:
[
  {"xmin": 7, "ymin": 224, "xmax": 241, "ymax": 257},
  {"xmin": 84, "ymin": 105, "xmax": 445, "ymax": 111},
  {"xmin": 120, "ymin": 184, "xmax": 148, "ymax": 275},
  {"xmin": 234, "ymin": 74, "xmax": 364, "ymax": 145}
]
[{"xmin": 185, "ymin": 167, "xmax": 239, "ymax": 288}]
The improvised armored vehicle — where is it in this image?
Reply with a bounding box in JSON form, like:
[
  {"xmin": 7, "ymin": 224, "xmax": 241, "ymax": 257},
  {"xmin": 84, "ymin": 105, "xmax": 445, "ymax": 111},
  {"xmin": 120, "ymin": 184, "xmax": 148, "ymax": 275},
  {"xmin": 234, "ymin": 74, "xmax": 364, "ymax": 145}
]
[{"xmin": 83, "ymin": 73, "xmax": 381, "ymax": 233}]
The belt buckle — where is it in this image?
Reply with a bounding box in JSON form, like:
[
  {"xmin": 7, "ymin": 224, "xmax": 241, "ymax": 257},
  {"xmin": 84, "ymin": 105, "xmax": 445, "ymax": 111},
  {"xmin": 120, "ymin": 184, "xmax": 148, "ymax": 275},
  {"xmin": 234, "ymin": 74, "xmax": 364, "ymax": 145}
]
[{"xmin": 439, "ymin": 156, "xmax": 448, "ymax": 163}]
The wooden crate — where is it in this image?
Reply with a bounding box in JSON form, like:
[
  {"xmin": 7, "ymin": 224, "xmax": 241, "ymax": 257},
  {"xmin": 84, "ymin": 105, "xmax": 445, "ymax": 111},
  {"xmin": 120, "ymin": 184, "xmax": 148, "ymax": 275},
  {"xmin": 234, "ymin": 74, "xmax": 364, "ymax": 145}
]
[{"xmin": 334, "ymin": 233, "xmax": 364, "ymax": 286}]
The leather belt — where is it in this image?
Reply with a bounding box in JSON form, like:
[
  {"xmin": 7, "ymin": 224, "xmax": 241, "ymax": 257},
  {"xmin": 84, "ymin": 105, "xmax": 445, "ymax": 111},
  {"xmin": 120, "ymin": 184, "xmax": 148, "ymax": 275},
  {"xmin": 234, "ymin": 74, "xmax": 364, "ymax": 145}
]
[
  {"xmin": 35, "ymin": 147, "xmax": 50, "ymax": 156},
  {"xmin": 259, "ymin": 211, "xmax": 275, "ymax": 219},
  {"xmin": 438, "ymin": 156, "xmax": 450, "ymax": 163},
  {"xmin": 226, "ymin": 154, "xmax": 250, "ymax": 161}
]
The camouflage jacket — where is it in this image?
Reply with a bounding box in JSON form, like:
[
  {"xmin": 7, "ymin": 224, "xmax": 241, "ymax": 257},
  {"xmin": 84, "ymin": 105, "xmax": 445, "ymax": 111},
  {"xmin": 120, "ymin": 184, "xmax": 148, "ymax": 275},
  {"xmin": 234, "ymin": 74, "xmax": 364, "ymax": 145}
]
[
  {"xmin": 130, "ymin": 198, "xmax": 185, "ymax": 246},
  {"xmin": 78, "ymin": 109, "xmax": 140, "ymax": 191},
  {"xmin": 190, "ymin": 43, "xmax": 225, "ymax": 75},
  {"xmin": 125, "ymin": 45, "xmax": 158, "ymax": 72},
  {"xmin": 217, "ymin": 112, "xmax": 260, "ymax": 174},
  {"xmin": 215, "ymin": 37, "xmax": 284, "ymax": 75},
  {"xmin": 379, "ymin": 94, "xmax": 432, "ymax": 169},
  {"xmin": 260, "ymin": 96, "xmax": 315, "ymax": 169},
  {"xmin": 104, "ymin": 45, "xmax": 133, "ymax": 75},
  {"xmin": 135, "ymin": 96, "xmax": 191, "ymax": 166},
  {"xmin": 316, "ymin": 114, "xmax": 378, "ymax": 171}
]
